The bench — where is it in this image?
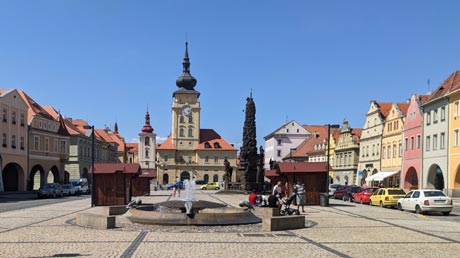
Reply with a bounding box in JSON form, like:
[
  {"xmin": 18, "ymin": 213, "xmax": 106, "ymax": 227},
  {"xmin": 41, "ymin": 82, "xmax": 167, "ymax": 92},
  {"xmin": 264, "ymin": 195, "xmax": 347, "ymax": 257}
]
[
  {"xmin": 76, "ymin": 213, "xmax": 116, "ymax": 229},
  {"xmin": 256, "ymin": 207, "xmax": 280, "ymax": 217},
  {"xmin": 262, "ymin": 215, "xmax": 305, "ymax": 231}
]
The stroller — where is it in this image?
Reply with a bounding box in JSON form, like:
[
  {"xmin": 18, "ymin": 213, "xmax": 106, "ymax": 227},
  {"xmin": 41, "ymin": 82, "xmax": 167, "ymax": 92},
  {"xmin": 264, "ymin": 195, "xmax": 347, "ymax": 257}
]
[{"xmin": 280, "ymin": 193, "xmax": 300, "ymax": 216}]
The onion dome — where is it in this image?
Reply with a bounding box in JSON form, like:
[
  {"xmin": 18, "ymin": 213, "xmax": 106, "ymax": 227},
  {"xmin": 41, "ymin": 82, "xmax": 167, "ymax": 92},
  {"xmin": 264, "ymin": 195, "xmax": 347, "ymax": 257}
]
[
  {"xmin": 175, "ymin": 42, "xmax": 197, "ymax": 90},
  {"xmin": 141, "ymin": 111, "xmax": 154, "ymax": 133}
]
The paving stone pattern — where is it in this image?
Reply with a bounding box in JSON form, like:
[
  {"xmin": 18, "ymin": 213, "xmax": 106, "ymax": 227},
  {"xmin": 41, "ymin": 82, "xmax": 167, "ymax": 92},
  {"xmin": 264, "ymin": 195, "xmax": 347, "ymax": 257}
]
[{"xmin": 0, "ymin": 191, "xmax": 459, "ymax": 258}]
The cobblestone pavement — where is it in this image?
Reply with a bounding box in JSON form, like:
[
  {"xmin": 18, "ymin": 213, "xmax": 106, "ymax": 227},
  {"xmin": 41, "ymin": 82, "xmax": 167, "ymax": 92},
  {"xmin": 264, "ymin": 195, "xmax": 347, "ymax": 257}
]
[{"xmin": 0, "ymin": 190, "xmax": 459, "ymax": 258}]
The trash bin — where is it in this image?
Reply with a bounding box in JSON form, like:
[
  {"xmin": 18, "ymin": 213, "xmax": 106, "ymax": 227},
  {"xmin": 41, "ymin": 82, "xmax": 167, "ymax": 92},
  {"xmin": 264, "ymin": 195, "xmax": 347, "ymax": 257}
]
[{"xmin": 320, "ymin": 193, "xmax": 329, "ymax": 207}]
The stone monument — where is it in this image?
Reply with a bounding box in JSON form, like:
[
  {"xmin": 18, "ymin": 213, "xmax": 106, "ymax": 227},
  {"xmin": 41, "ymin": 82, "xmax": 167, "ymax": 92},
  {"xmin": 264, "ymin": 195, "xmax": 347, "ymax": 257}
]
[{"xmin": 239, "ymin": 92, "xmax": 265, "ymax": 192}]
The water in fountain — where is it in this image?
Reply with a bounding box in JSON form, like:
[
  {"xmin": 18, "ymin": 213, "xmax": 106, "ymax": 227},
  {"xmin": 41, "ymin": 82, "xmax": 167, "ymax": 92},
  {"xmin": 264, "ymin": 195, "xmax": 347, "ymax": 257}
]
[
  {"xmin": 183, "ymin": 179, "xmax": 196, "ymax": 216},
  {"xmin": 127, "ymin": 178, "xmax": 261, "ymax": 225}
]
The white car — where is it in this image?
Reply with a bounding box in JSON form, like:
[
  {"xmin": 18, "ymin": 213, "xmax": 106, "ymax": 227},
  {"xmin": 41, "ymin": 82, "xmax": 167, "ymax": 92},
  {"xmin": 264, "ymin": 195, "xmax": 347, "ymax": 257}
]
[
  {"xmin": 397, "ymin": 189, "xmax": 453, "ymax": 216},
  {"xmin": 328, "ymin": 184, "xmax": 340, "ymax": 197}
]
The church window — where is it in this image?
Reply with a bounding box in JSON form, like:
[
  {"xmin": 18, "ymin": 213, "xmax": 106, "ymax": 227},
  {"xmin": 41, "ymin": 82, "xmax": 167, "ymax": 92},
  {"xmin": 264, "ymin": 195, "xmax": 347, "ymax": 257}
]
[
  {"xmin": 180, "ymin": 116, "xmax": 185, "ymax": 123},
  {"xmin": 145, "ymin": 137, "xmax": 150, "ymax": 146},
  {"xmin": 179, "ymin": 128, "xmax": 184, "ymax": 137},
  {"xmin": 188, "ymin": 128, "xmax": 193, "ymax": 137},
  {"xmin": 145, "ymin": 149, "xmax": 149, "ymax": 158}
]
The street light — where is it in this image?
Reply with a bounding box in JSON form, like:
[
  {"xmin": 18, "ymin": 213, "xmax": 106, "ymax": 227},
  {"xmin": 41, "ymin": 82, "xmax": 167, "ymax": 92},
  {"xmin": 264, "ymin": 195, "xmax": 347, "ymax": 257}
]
[{"xmin": 84, "ymin": 125, "xmax": 95, "ymax": 207}]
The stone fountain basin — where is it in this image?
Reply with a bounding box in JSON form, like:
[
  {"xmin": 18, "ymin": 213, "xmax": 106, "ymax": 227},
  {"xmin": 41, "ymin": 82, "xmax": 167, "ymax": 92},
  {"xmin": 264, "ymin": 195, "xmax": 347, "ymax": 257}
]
[{"xmin": 126, "ymin": 204, "xmax": 262, "ymax": 226}]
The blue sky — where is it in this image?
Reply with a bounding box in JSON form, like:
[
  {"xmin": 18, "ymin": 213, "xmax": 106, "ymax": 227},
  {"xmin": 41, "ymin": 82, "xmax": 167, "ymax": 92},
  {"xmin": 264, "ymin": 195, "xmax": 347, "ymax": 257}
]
[{"xmin": 1, "ymin": 1, "xmax": 460, "ymax": 149}]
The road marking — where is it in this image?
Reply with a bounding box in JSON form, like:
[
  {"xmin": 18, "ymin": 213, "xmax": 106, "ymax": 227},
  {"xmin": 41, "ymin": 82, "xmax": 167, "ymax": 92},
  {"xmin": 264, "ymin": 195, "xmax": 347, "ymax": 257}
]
[{"xmin": 419, "ymin": 214, "xmax": 431, "ymax": 220}]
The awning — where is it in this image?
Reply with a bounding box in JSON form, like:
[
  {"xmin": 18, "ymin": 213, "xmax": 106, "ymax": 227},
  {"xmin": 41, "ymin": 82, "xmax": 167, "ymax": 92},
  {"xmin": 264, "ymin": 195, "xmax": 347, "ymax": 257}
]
[{"xmin": 365, "ymin": 171, "xmax": 399, "ymax": 182}]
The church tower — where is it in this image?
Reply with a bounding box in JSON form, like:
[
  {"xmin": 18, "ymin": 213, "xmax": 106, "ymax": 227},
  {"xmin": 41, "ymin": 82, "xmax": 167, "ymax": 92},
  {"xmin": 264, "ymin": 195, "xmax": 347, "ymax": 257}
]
[
  {"xmin": 171, "ymin": 42, "xmax": 201, "ymax": 150},
  {"xmin": 138, "ymin": 111, "xmax": 156, "ymax": 169}
]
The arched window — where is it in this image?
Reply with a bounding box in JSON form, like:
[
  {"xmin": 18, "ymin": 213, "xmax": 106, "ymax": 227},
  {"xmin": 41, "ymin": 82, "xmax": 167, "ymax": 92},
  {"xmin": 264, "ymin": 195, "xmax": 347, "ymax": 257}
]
[
  {"xmin": 145, "ymin": 149, "xmax": 149, "ymax": 158},
  {"xmin": 180, "ymin": 116, "xmax": 185, "ymax": 123},
  {"xmin": 213, "ymin": 174, "xmax": 219, "ymax": 182},
  {"xmin": 145, "ymin": 137, "xmax": 150, "ymax": 146},
  {"xmin": 188, "ymin": 115, "xmax": 193, "ymax": 123},
  {"xmin": 204, "ymin": 142, "xmax": 211, "ymax": 148},
  {"xmin": 179, "ymin": 128, "xmax": 184, "ymax": 137},
  {"xmin": 213, "ymin": 142, "xmax": 221, "ymax": 148},
  {"xmin": 204, "ymin": 174, "xmax": 209, "ymax": 183},
  {"xmin": 188, "ymin": 128, "xmax": 193, "ymax": 137}
]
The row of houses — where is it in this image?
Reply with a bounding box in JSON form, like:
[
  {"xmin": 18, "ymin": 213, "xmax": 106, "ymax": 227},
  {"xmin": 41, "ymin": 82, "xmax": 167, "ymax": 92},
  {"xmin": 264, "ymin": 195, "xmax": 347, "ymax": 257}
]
[
  {"xmin": 264, "ymin": 70, "xmax": 460, "ymax": 197},
  {"xmin": 0, "ymin": 89, "xmax": 126, "ymax": 192}
]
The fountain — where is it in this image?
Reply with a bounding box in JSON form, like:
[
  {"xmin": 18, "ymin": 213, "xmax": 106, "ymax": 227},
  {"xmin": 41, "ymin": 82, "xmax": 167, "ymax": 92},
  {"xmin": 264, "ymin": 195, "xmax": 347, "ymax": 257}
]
[{"xmin": 126, "ymin": 179, "xmax": 261, "ymax": 226}]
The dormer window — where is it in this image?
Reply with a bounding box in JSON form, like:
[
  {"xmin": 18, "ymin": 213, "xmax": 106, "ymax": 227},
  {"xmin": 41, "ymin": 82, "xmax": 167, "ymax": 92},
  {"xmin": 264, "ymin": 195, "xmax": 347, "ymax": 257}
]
[
  {"xmin": 204, "ymin": 142, "xmax": 211, "ymax": 148},
  {"xmin": 213, "ymin": 142, "xmax": 221, "ymax": 148}
]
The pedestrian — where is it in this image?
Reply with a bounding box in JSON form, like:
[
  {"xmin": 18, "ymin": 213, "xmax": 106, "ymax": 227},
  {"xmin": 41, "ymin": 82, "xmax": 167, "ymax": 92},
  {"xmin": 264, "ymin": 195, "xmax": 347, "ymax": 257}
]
[
  {"xmin": 172, "ymin": 186, "xmax": 177, "ymax": 197},
  {"xmin": 272, "ymin": 181, "xmax": 283, "ymax": 197},
  {"xmin": 294, "ymin": 177, "xmax": 305, "ymax": 212}
]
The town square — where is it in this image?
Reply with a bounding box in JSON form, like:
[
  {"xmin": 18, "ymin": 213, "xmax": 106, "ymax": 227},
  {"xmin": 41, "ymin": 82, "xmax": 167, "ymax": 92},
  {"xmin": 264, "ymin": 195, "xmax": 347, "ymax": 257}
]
[{"xmin": 2, "ymin": 1, "xmax": 460, "ymax": 257}]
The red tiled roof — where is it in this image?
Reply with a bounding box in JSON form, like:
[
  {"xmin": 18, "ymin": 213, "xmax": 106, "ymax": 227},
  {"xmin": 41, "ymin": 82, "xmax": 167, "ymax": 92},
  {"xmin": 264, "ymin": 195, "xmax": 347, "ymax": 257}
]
[
  {"xmin": 397, "ymin": 102, "xmax": 410, "ymax": 116},
  {"xmin": 157, "ymin": 129, "xmax": 236, "ymax": 151},
  {"xmin": 426, "ymin": 71, "xmax": 460, "ymax": 103},
  {"xmin": 139, "ymin": 169, "xmax": 157, "ymax": 178},
  {"xmin": 18, "ymin": 90, "xmax": 54, "ymax": 122},
  {"xmin": 376, "ymin": 102, "xmax": 393, "ymax": 119},
  {"xmin": 89, "ymin": 163, "xmax": 140, "ymax": 174},
  {"xmin": 293, "ymin": 125, "xmax": 340, "ymax": 158},
  {"xmin": 197, "ymin": 129, "xmax": 236, "ymax": 150},
  {"xmin": 352, "ymin": 128, "xmax": 362, "ymax": 137},
  {"xmin": 157, "ymin": 135, "xmax": 176, "ymax": 150},
  {"xmin": 126, "ymin": 143, "xmax": 138, "ymax": 153},
  {"xmin": 265, "ymin": 169, "xmax": 279, "ymax": 177},
  {"xmin": 278, "ymin": 162, "xmax": 328, "ymax": 173}
]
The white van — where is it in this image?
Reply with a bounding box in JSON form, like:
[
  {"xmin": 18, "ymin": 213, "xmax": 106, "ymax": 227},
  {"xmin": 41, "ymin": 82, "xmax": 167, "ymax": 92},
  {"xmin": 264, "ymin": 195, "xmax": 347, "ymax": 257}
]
[{"xmin": 70, "ymin": 178, "xmax": 89, "ymax": 194}]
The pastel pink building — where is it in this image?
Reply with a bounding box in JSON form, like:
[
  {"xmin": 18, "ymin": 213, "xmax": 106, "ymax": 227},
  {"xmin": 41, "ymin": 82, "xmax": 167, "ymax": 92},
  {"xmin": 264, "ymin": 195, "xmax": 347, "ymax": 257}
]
[{"xmin": 401, "ymin": 94, "xmax": 429, "ymax": 190}]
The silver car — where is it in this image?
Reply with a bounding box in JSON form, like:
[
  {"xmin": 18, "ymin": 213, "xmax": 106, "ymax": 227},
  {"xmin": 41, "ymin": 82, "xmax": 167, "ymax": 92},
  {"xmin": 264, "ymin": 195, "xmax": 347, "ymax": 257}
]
[
  {"xmin": 37, "ymin": 183, "xmax": 63, "ymax": 198},
  {"xmin": 397, "ymin": 189, "xmax": 453, "ymax": 216},
  {"xmin": 61, "ymin": 184, "xmax": 76, "ymax": 196}
]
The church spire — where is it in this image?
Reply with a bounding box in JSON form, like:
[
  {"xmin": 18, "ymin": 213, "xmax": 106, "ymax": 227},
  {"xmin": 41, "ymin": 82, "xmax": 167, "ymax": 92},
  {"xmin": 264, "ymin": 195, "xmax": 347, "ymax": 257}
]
[
  {"xmin": 114, "ymin": 122, "xmax": 119, "ymax": 134},
  {"xmin": 176, "ymin": 41, "xmax": 197, "ymax": 90},
  {"xmin": 141, "ymin": 111, "xmax": 154, "ymax": 133}
]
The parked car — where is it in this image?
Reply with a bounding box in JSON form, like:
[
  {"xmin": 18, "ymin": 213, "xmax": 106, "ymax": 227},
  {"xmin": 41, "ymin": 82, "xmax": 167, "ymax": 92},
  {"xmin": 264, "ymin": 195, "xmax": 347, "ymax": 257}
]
[
  {"xmin": 333, "ymin": 185, "xmax": 348, "ymax": 200},
  {"xmin": 37, "ymin": 183, "xmax": 63, "ymax": 198},
  {"xmin": 370, "ymin": 188, "xmax": 406, "ymax": 208},
  {"xmin": 397, "ymin": 189, "xmax": 453, "ymax": 215},
  {"xmin": 343, "ymin": 185, "xmax": 362, "ymax": 202},
  {"xmin": 166, "ymin": 181, "xmax": 184, "ymax": 190},
  {"xmin": 70, "ymin": 178, "xmax": 89, "ymax": 195},
  {"xmin": 328, "ymin": 184, "xmax": 340, "ymax": 197},
  {"xmin": 61, "ymin": 184, "xmax": 76, "ymax": 196},
  {"xmin": 200, "ymin": 182, "xmax": 220, "ymax": 190},
  {"xmin": 353, "ymin": 187, "xmax": 379, "ymax": 204}
]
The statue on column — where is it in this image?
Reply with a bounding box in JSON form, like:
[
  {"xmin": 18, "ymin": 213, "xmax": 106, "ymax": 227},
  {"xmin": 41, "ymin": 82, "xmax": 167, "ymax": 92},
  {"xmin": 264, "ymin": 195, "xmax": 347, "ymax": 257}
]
[{"xmin": 239, "ymin": 92, "xmax": 259, "ymax": 192}]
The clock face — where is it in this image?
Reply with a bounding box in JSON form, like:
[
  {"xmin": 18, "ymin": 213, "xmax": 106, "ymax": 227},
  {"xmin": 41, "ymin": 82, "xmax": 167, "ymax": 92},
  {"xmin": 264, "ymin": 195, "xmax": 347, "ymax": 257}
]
[{"xmin": 182, "ymin": 106, "xmax": 191, "ymax": 116}]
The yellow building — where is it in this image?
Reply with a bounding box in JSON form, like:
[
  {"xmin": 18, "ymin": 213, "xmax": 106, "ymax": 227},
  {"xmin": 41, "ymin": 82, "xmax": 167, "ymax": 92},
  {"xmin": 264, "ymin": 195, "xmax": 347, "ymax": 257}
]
[
  {"xmin": 447, "ymin": 71, "xmax": 460, "ymax": 196},
  {"xmin": 156, "ymin": 42, "xmax": 237, "ymax": 185},
  {"xmin": 380, "ymin": 102, "xmax": 409, "ymax": 187}
]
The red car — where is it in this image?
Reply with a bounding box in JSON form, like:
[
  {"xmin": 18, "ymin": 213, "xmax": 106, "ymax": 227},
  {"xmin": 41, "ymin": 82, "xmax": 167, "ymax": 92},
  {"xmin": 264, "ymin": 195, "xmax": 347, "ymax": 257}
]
[{"xmin": 353, "ymin": 187, "xmax": 379, "ymax": 204}]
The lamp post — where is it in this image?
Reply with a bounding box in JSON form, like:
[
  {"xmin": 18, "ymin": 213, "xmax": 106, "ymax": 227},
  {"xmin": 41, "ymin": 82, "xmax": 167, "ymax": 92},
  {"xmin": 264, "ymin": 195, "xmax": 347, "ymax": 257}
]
[{"xmin": 84, "ymin": 125, "xmax": 95, "ymax": 207}]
